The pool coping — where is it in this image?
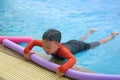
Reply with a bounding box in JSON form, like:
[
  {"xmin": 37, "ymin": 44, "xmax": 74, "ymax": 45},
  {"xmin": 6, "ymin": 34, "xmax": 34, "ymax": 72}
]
[{"xmin": 0, "ymin": 44, "xmax": 94, "ymax": 79}]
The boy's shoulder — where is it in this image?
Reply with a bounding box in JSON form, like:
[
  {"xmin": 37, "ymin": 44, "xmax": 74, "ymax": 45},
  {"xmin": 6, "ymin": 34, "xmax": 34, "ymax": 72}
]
[{"xmin": 58, "ymin": 44, "xmax": 70, "ymax": 53}]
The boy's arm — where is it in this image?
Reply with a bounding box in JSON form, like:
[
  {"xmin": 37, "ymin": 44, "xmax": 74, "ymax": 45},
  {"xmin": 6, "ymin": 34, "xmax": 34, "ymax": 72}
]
[
  {"xmin": 24, "ymin": 40, "xmax": 42, "ymax": 54},
  {"xmin": 58, "ymin": 56, "xmax": 76, "ymax": 74},
  {"xmin": 56, "ymin": 46, "xmax": 76, "ymax": 75},
  {"xmin": 24, "ymin": 40, "xmax": 42, "ymax": 60}
]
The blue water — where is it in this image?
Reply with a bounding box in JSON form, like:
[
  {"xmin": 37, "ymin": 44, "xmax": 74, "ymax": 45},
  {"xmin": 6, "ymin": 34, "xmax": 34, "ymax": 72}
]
[{"xmin": 0, "ymin": 0, "xmax": 120, "ymax": 75}]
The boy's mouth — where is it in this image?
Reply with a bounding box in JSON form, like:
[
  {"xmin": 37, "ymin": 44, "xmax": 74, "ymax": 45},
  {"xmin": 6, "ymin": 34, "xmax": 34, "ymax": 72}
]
[{"xmin": 46, "ymin": 52, "xmax": 53, "ymax": 55}]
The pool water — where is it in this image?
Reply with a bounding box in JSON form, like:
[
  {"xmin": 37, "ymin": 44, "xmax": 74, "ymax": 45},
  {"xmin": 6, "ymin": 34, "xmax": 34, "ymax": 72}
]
[{"xmin": 0, "ymin": 0, "xmax": 120, "ymax": 75}]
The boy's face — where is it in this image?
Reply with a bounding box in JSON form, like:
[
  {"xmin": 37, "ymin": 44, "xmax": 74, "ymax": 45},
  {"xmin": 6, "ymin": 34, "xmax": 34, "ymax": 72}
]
[{"xmin": 42, "ymin": 40, "xmax": 60, "ymax": 55}]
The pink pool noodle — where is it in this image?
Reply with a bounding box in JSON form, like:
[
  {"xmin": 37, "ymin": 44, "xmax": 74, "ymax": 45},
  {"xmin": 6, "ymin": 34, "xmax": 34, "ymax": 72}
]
[
  {"xmin": 0, "ymin": 36, "xmax": 32, "ymax": 43},
  {"xmin": 2, "ymin": 39, "xmax": 120, "ymax": 80}
]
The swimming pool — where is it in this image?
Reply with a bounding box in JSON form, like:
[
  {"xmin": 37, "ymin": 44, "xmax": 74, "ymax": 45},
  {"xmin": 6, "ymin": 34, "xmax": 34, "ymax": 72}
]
[{"xmin": 0, "ymin": 0, "xmax": 120, "ymax": 75}]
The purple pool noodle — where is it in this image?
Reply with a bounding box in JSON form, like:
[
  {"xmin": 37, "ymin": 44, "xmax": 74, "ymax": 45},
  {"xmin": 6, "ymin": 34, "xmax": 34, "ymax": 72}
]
[{"xmin": 2, "ymin": 39, "xmax": 120, "ymax": 80}]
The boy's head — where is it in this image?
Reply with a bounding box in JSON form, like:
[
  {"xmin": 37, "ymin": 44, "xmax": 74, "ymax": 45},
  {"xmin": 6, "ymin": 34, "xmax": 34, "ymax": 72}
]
[
  {"xmin": 42, "ymin": 29, "xmax": 61, "ymax": 55},
  {"xmin": 42, "ymin": 29, "xmax": 61, "ymax": 43}
]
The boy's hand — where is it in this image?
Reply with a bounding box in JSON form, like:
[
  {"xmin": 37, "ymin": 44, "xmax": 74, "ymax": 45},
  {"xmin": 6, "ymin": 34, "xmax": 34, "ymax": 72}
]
[
  {"xmin": 24, "ymin": 51, "xmax": 35, "ymax": 60},
  {"xmin": 55, "ymin": 68, "xmax": 64, "ymax": 77},
  {"xmin": 24, "ymin": 53, "xmax": 30, "ymax": 60}
]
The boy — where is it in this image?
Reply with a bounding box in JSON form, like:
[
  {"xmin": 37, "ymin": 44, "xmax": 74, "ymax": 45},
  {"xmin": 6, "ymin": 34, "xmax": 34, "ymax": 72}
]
[{"xmin": 24, "ymin": 28, "xmax": 119, "ymax": 76}]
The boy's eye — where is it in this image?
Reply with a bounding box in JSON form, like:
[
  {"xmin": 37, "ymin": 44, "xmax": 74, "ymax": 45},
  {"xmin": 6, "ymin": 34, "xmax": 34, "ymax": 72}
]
[
  {"xmin": 45, "ymin": 46, "xmax": 52, "ymax": 49},
  {"xmin": 46, "ymin": 47, "xmax": 51, "ymax": 49}
]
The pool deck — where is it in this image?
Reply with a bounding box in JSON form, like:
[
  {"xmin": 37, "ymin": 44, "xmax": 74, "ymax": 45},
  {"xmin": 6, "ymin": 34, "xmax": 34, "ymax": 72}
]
[{"xmin": 0, "ymin": 44, "xmax": 94, "ymax": 80}]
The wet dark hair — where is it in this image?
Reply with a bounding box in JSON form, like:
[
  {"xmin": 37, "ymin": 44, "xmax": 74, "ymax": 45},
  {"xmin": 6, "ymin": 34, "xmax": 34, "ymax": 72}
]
[{"xmin": 42, "ymin": 29, "xmax": 61, "ymax": 43}]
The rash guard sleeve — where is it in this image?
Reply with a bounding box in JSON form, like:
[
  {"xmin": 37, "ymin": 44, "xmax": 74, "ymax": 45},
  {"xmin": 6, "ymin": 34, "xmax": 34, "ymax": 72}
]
[
  {"xmin": 57, "ymin": 45, "xmax": 76, "ymax": 73},
  {"xmin": 24, "ymin": 40, "xmax": 42, "ymax": 54}
]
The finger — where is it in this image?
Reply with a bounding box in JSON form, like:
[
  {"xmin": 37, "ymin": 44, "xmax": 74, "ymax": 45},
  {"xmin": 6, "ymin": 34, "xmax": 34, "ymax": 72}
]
[
  {"xmin": 56, "ymin": 73, "xmax": 62, "ymax": 78},
  {"xmin": 56, "ymin": 72, "xmax": 64, "ymax": 77},
  {"xmin": 54, "ymin": 74, "xmax": 61, "ymax": 79},
  {"xmin": 30, "ymin": 51, "xmax": 36, "ymax": 54},
  {"xmin": 59, "ymin": 73, "xmax": 64, "ymax": 77},
  {"xmin": 24, "ymin": 54, "xmax": 30, "ymax": 60}
]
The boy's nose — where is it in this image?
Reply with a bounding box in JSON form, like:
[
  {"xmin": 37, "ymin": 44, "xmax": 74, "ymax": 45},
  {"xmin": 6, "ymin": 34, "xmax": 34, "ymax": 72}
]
[{"xmin": 45, "ymin": 50, "xmax": 51, "ymax": 54}]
